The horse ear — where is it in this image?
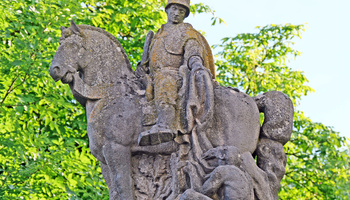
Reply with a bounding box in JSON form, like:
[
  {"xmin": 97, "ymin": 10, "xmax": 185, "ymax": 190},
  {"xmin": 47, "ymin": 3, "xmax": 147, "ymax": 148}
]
[
  {"xmin": 70, "ymin": 20, "xmax": 81, "ymax": 35},
  {"xmin": 60, "ymin": 26, "xmax": 66, "ymax": 33}
]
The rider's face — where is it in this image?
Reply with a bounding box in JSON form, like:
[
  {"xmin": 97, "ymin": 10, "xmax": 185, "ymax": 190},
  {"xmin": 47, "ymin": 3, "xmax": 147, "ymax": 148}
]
[{"xmin": 166, "ymin": 4, "xmax": 187, "ymax": 24}]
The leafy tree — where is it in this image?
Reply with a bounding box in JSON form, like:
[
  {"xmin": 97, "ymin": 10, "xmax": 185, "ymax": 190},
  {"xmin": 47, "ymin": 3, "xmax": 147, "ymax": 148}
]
[
  {"xmin": 0, "ymin": 0, "xmax": 106, "ymax": 199},
  {"xmin": 0, "ymin": 0, "xmax": 348, "ymax": 199}
]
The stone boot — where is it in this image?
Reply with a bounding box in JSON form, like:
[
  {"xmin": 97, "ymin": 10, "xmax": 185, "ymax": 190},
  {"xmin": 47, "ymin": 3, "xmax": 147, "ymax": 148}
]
[{"xmin": 138, "ymin": 104, "xmax": 176, "ymax": 146}]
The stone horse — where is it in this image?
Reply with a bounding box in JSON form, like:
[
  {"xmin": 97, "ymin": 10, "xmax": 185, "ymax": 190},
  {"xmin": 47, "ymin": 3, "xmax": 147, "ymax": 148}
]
[{"xmin": 49, "ymin": 21, "xmax": 294, "ymax": 200}]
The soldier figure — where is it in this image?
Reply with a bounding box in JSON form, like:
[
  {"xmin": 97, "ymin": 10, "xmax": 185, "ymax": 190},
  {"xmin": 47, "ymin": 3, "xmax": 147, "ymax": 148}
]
[{"xmin": 137, "ymin": 0, "xmax": 216, "ymax": 146}]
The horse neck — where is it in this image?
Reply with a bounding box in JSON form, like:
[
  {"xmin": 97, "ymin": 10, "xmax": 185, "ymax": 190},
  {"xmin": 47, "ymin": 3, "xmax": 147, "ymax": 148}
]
[
  {"xmin": 82, "ymin": 55, "xmax": 133, "ymax": 87},
  {"xmin": 81, "ymin": 31, "xmax": 135, "ymax": 87}
]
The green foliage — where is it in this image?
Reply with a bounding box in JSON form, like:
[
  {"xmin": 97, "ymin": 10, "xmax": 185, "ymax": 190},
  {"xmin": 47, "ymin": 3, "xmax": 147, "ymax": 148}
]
[
  {"xmin": 190, "ymin": 3, "xmax": 226, "ymax": 26},
  {"xmin": 215, "ymin": 24, "xmax": 350, "ymax": 200},
  {"xmin": 215, "ymin": 24, "xmax": 313, "ymax": 105},
  {"xmin": 0, "ymin": 0, "xmax": 108, "ymax": 199},
  {"xmin": 282, "ymin": 112, "xmax": 350, "ymax": 199}
]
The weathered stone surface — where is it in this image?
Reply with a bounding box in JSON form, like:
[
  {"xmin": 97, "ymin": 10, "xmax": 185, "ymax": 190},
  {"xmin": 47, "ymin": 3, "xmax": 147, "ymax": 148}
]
[
  {"xmin": 179, "ymin": 189, "xmax": 212, "ymax": 200},
  {"xmin": 211, "ymin": 86, "xmax": 260, "ymax": 154},
  {"xmin": 256, "ymin": 138, "xmax": 287, "ymax": 200},
  {"xmin": 132, "ymin": 154, "xmax": 172, "ymax": 199},
  {"xmin": 202, "ymin": 165, "xmax": 254, "ymax": 200},
  {"xmin": 137, "ymin": 2, "xmax": 216, "ymax": 146},
  {"xmin": 254, "ymin": 91, "xmax": 294, "ymax": 145},
  {"xmin": 240, "ymin": 152, "xmax": 273, "ymax": 200},
  {"xmin": 49, "ymin": 1, "xmax": 294, "ymax": 199}
]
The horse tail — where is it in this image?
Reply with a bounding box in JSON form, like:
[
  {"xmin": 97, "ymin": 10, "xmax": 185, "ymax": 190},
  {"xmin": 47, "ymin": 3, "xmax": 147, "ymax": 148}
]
[{"xmin": 254, "ymin": 91, "xmax": 294, "ymax": 200}]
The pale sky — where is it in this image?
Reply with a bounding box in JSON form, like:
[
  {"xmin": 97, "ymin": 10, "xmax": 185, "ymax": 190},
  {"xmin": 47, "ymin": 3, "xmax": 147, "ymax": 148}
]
[{"xmin": 187, "ymin": 0, "xmax": 350, "ymax": 139}]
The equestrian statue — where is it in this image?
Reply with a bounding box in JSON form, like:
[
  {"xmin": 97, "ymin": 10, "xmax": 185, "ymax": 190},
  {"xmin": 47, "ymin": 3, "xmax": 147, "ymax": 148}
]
[{"xmin": 49, "ymin": 0, "xmax": 294, "ymax": 199}]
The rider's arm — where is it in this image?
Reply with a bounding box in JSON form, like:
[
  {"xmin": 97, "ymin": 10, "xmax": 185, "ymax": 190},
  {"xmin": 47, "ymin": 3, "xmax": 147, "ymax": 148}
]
[{"xmin": 184, "ymin": 39, "xmax": 205, "ymax": 70}]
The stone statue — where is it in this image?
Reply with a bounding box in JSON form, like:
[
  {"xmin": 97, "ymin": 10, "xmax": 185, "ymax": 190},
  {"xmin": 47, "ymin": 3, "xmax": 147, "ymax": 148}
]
[
  {"xmin": 49, "ymin": 1, "xmax": 294, "ymax": 199},
  {"xmin": 136, "ymin": 0, "xmax": 216, "ymax": 146}
]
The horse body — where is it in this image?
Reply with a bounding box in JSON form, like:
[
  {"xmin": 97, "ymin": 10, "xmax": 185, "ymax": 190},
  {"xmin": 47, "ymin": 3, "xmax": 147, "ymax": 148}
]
[
  {"xmin": 50, "ymin": 22, "xmax": 292, "ymax": 200},
  {"xmin": 211, "ymin": 86, "xmax": 260, "ymax": 153}
]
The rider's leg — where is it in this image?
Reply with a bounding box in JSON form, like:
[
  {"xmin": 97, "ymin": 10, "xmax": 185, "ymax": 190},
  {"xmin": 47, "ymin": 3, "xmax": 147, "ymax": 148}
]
[{"xmin": 138, "ymin": 71, "xmax": 180, "ymax": 146}]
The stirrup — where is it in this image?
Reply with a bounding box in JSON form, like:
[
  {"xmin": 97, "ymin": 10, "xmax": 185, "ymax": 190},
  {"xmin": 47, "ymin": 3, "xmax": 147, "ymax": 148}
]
[{"xmin": 138, "ymin": 125, "xmax": 175, "ymax": 146}]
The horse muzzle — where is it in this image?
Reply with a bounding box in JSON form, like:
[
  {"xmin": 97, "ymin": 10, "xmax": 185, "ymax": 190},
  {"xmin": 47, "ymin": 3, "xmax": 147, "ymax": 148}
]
[
  {"xmin": 49, "ymin": 62, "xmax": 77, "ymax": 82},
  {"xmin": 49, "ymin": 64, "xmax": 64, "ymax": 82}
]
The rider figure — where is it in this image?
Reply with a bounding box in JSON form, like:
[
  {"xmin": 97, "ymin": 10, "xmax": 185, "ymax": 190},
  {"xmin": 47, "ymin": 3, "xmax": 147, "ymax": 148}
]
[{"xmin": 138, "ymin": 0, "xmax": 215, "ymax": 146}]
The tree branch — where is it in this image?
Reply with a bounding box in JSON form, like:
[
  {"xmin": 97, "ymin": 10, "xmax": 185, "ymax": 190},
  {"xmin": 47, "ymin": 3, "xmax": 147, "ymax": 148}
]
[
  {"xmin": 0, "ymin": 76, "xmax": 19, "ymax": 106},
  {"xmin": 0, "ymin": 73, "xmax": 29, "ymax": 108}
]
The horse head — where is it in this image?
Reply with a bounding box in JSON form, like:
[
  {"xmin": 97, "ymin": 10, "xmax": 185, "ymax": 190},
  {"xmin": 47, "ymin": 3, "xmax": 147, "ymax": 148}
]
[
  {"xmin": 50, "ymin": 20, "xmax": 135, "ymax": 87},
  {"xmin": 49, "ymin": 21, "xmax": 83, "ymax": 83}
]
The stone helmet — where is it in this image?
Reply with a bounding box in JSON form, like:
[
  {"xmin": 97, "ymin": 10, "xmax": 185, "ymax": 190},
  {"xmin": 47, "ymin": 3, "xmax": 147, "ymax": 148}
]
[{"xmin": 165, "ymin": 0, "xmax": 191, "ymax": 18}]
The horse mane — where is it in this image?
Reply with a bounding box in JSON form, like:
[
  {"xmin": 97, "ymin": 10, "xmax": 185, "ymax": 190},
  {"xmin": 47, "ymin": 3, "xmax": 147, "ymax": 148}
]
[
  {"xmin": 78, "ymin": 24, "xmax": 133, "ymax": 71},
  {"xmin": 78, "ymin": 25, "xmax": 121, "ymax": 48}
]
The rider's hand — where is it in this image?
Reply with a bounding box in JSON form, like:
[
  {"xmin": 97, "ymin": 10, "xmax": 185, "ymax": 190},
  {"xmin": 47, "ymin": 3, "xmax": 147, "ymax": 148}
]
[
  {"xmin": 135, "ymin": 62, "xmax": 146, "ymax": 78},
  {"xmin": 191, "ymin": 62, "xmax": 204, "ymax": 71},
  {"xmin": 188, "ymin": 56, "xmax": 204, "ymax": 71}
]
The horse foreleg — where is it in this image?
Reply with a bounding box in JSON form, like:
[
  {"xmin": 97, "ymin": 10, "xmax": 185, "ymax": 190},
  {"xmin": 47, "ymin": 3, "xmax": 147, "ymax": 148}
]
[
  {"xmin": 101, "ymin": 162, "xmax": 120, "ymax": 200},
  {"xmin": 103, "ymin": 142, "xmax": 134, "ymax": 200}
]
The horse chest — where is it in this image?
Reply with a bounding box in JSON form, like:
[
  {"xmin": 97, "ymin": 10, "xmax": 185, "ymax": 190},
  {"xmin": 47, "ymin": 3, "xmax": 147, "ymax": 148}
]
[{"xmin": 86, "ymin": 95, "xmax": 143, "ymax": 146}]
